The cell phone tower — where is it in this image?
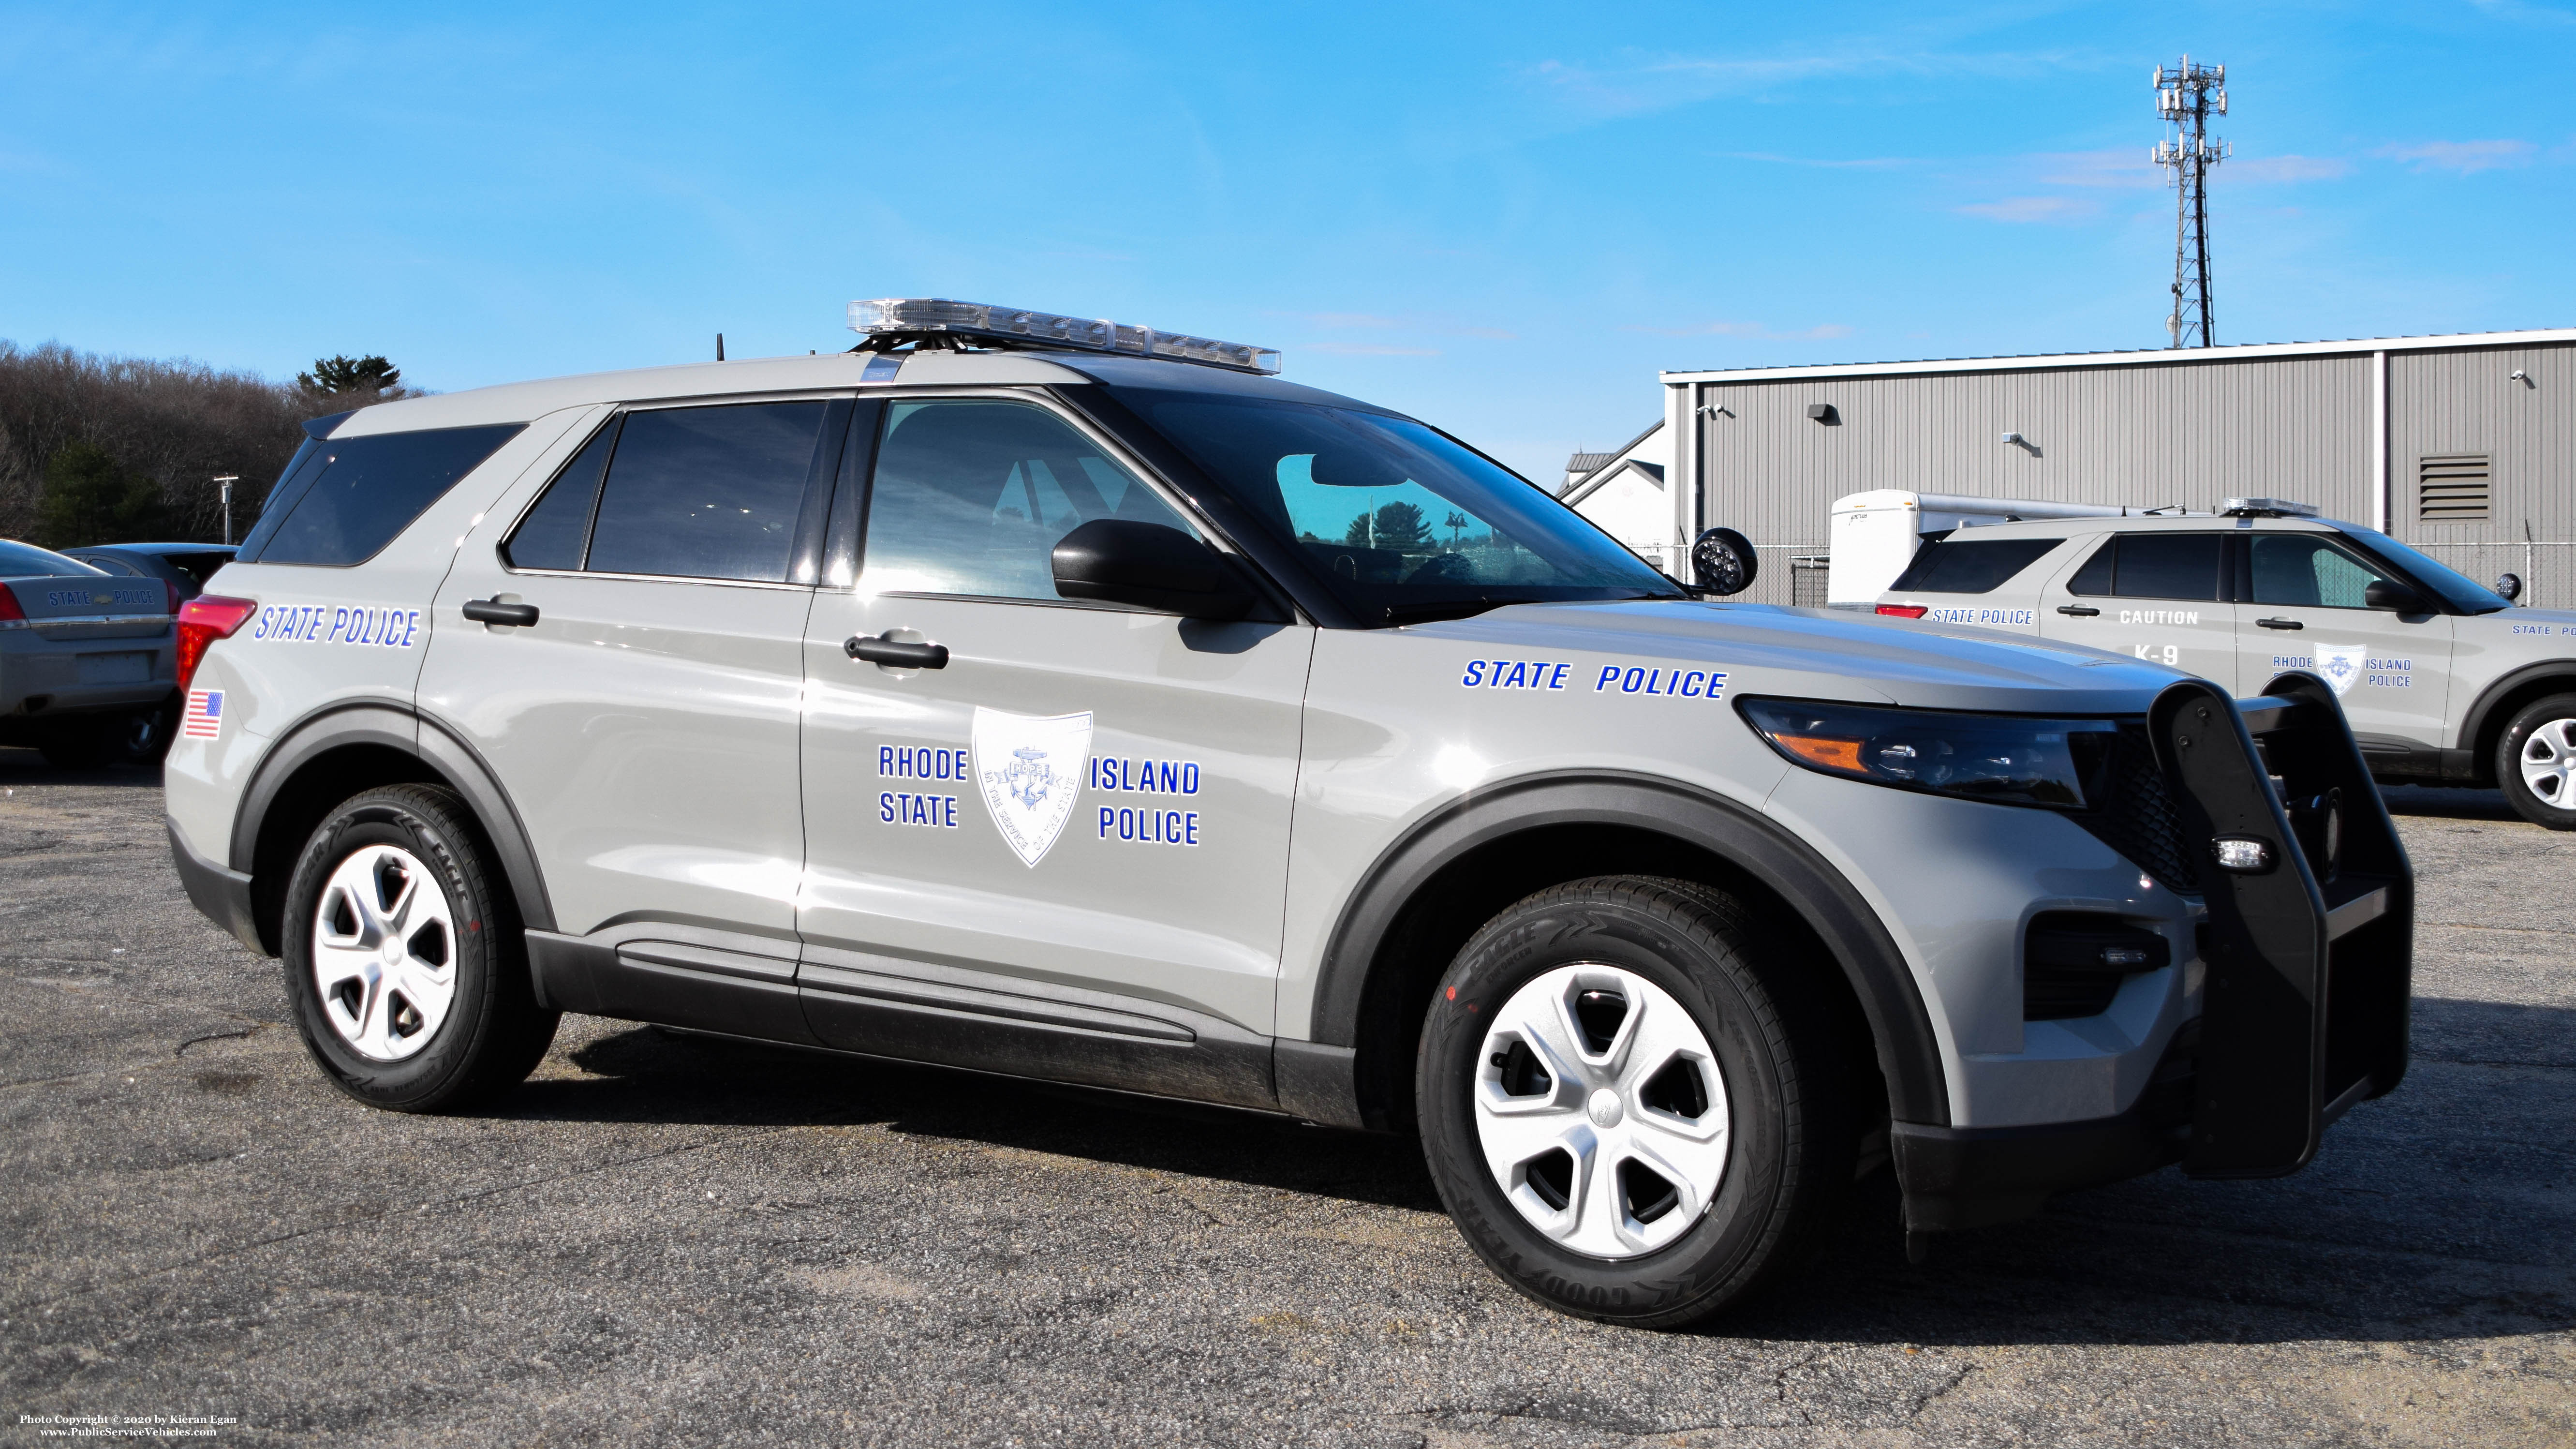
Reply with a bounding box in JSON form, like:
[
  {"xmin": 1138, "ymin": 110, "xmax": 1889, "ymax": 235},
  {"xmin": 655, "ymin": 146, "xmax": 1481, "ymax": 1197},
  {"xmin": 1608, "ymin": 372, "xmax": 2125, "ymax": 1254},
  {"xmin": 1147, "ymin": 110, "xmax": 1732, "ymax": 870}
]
[{"xmin": 2153, "ymin": 56, "xmax": 2228, "ymax": 348}]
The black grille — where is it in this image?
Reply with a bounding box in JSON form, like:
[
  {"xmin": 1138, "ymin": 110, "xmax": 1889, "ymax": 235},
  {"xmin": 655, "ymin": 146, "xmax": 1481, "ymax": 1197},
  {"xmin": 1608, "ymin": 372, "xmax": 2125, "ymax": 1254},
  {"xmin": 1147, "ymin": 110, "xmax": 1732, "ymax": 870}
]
[{"xmin": 2076, "ymin": 725, "xmax": 2200, "ymax": 894}]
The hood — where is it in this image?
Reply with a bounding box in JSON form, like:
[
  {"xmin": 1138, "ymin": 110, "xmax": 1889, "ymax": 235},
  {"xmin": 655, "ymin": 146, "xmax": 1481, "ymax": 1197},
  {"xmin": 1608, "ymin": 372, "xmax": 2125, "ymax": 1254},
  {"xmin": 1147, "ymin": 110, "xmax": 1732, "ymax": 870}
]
[{"xmin": 1419, "ymin": 599, "xmax": 2185, "ymax": 716}]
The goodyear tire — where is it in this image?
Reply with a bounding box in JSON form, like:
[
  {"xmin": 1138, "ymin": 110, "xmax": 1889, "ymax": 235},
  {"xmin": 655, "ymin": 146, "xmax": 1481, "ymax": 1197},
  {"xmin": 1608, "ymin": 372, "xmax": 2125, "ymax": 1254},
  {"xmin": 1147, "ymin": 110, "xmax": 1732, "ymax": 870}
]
[
  {"xmin": 2497, "ymin": 692, "xmax": 2576, "ymax": 830},
  {"xmin": 1417, "ymin": 876, "xmax": 1856, "ymax": 1327},
  {"xmin": 281, "ymin": 784, "xmax": 558, "ymax": 1110}
]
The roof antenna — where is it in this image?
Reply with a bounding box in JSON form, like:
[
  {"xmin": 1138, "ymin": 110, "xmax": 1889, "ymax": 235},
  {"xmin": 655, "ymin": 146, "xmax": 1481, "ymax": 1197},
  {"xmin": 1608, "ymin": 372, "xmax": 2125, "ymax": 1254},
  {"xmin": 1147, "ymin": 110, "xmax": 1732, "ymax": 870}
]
[{"xmin": 716, "ymin": 333, "xmax": 725, "ymax": 361}]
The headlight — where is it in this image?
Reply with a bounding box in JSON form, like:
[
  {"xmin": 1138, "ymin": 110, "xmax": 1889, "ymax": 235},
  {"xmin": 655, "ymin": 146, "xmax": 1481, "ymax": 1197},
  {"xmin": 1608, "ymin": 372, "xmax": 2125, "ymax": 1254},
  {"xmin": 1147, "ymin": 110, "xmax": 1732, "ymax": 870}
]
[{"xmin": 1737, "ymin": 697, "xmax": 2116, "ymax": 811}]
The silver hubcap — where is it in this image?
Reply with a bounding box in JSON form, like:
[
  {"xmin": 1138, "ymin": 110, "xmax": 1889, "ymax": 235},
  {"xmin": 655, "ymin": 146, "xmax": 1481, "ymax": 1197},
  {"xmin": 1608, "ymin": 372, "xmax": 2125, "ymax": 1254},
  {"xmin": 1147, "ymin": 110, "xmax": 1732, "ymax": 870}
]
[
  {"xmin": 311, "ymin": 844, "xmax": 458, "ymax": 1062},
  {"xmin": 1473, "ymin": 964, "xmax": 1731, "ymax": 1259},
  {"xmin": 2520, "ymin": 719, "xmax": 2576, "ymax": 807}
]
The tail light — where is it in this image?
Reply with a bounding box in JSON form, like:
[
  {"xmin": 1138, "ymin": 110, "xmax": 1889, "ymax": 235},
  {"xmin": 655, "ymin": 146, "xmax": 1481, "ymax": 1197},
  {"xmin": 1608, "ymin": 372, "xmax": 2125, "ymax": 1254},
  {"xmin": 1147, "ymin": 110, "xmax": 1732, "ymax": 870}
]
[
  {"xmin": 1876, "ymin": 604, "xmax": 1928, "ymax": 619},
  {"xmin": 165, "ymin": 579, "xmax": 183, "ymax": 616},
  {"xmin": 176, "ymin": 594, "xmax": 259, "ymax": 690},
  {"xmin": 0, "ymin": 587, "xmax": 23, "ymax": 626}
]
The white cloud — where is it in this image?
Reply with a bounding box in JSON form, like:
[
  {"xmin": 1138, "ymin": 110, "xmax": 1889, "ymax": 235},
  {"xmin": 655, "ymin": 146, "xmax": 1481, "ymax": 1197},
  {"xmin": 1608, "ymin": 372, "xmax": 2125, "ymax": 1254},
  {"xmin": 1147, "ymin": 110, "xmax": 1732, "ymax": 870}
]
[
  {"xmin": 1955, "ymin": 196, "xmax": 2102, "ymax": 224},
  {"xmin": 2376, "ymin": 139, "xmax": 2537, "ymax": 173}
]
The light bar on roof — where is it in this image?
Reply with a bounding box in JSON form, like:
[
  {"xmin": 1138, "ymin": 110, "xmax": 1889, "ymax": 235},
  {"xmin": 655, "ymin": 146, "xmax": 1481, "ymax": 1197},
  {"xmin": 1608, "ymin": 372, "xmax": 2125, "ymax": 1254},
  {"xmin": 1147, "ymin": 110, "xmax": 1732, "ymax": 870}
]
[{"xmin": 846, "ymin": 298, "xmax": 1281, "ymax": 375}]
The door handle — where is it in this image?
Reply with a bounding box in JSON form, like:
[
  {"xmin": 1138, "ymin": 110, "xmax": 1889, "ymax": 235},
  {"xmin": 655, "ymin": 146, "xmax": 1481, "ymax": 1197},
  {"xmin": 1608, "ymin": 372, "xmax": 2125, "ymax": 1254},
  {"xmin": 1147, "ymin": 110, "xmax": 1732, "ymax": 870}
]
[
  {"xmin": 2255, "ymin": 617, "xmax": 2305, "ymax": 631},
  {"xmin": 2056, "ymin": 604, "xmax": 2101, "ymax": 617},
  {"xmin": 845, "ymin": 634, "xmax": 949, "ymax": 669},
  {"xmin": 462, "ymin": 598, "xmax": 540, "ymax": 627}
]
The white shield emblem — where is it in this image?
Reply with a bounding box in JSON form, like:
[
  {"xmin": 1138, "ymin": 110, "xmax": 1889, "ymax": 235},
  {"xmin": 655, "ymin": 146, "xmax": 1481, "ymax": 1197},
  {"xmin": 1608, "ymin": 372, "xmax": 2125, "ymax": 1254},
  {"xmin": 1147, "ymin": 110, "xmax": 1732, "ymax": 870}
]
[
  {"xmin": 2316, "ymin": 644, "xmax": 2365, "ymax": 697},
  {"xmin": 971, "ymin": 707, "xmax": 1093, "ymax": 866}
]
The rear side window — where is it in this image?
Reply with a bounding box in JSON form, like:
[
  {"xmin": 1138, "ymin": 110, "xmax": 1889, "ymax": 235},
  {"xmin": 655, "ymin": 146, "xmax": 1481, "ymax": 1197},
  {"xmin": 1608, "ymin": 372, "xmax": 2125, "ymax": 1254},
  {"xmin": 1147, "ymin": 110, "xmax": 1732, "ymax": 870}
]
[
  {"xmin": 2066, "ymin": 533, "xmax": 2224, "ymax": 601},
  {"xmin": 1889, "ymin": 537, "xmax": 2062, "ymax": 595},
  {"xmin": 73, "ymin": 554, "xmax": 146, "ymax": 576},
  {"xmin": 518, "ymin": 402, "xmax": 834, "ymax": 583},
  {"xmin": 163, "ymin": 552, "xmax": 236, "ymax": 586},
  {"xmin": 246, "ymin": 423, "xmax": 526, "ymax": 567}
]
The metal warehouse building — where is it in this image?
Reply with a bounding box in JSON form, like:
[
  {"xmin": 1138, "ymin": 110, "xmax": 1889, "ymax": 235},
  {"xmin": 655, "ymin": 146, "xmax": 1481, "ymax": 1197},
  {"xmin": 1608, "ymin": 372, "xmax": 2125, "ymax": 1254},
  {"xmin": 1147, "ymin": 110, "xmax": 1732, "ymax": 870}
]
[{"xmin": 1566, "ymin": 328, "xmax": 2576, "ymax": 609}]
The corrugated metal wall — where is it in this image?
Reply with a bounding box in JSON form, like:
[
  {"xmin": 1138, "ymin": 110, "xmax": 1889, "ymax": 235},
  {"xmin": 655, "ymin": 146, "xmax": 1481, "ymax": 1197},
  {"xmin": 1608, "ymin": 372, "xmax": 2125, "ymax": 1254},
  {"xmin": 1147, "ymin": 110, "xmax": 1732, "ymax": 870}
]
[
  {"xmin": 1691, "ymin": 354, "xmax": 2374, "ymax": 603},
  {"xmin": 1678, "ymin": 341, "xmax": 2576, "ymax": 607},
  {"xmin": 2392, "ymin": 343, "xmax": 2576, "ymax": 609}
]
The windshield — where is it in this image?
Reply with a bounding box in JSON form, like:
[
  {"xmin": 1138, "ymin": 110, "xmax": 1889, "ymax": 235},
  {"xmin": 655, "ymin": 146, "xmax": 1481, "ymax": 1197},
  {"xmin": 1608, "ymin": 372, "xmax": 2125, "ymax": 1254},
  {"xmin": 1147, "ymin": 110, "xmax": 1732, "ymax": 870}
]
[
  {"xmin": 2340, "ymin": 526, "xmax": 2512, "ymax": 614},
  {"xmin": 1129, "ymin": 396, "xmax": 1680, "ymax": 624}
]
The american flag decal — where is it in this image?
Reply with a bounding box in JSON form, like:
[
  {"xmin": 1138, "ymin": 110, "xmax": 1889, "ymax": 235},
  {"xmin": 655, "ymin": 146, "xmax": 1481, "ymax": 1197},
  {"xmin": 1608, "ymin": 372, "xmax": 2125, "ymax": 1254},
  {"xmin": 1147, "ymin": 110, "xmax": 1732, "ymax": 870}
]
[{"xmin": 182, "ymin": 690, "xmax": 224, "ymax": 739}]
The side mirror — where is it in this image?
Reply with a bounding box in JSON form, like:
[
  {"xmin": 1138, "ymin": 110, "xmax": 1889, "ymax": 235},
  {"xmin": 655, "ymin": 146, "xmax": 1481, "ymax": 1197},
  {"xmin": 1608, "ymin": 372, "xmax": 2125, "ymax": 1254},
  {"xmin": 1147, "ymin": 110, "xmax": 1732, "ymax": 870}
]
[
  {"xmin": 1690, "ymin": 526, "xmax": 1760, "ymax": 596},
  {"xmin": 2363, "ymin": 579, "xmax": 2426, "ymax": 613},
  {"xmin": 2495, "ymin": 571, "xmax": 2524, "ymax": 603},
  {"xmin": 1052, "ymin": 519, "xmax": 1255, "ymax": 621}
]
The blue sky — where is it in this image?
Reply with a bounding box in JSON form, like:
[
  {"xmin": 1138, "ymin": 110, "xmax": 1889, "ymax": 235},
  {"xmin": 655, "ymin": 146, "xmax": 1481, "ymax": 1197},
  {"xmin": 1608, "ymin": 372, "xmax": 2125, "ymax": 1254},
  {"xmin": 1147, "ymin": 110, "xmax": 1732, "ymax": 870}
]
[{"xmin": 3, "ymin": 2, "xmax": 2571, "ymax": 481}]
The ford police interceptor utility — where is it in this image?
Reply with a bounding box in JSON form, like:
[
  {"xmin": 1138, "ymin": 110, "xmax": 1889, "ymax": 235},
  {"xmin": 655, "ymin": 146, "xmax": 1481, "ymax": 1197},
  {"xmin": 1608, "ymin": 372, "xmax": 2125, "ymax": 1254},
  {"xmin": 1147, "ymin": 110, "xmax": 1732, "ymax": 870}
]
[
  {"xmin": 165, "ymin": 300, "xmax": 2413, "ymax": 1326},
  {"xmin": 1872, "ymin": 501, "xmax": 2576, "ymax": 829}
]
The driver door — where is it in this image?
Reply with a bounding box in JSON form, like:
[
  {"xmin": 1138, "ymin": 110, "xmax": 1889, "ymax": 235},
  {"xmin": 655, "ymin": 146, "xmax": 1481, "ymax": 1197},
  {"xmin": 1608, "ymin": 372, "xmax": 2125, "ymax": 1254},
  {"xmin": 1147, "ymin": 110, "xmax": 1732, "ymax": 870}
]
[{"xmin": 796, "ymin": 394, "xmax": 1314, "ymax": 1056}]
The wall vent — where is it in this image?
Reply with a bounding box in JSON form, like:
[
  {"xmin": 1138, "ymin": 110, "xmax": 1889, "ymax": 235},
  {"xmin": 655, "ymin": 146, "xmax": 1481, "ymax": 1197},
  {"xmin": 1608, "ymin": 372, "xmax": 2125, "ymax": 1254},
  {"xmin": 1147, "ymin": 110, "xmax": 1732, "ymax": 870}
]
[{"xmin": 2418, "ymin": 454, "xmax": 2491, "ymax": 522}]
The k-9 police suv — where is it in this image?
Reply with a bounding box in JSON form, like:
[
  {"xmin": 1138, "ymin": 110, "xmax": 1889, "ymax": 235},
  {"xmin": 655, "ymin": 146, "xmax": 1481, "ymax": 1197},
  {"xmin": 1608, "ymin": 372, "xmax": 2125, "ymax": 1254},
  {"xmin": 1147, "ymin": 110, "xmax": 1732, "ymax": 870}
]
[
  {"xmin": 1872, "ymin": 500, "xmax": 2576, "ymax": 829},
  {"xmin": 167, "ymin": 300, "xmax": 2412, "ymax": 1326}
]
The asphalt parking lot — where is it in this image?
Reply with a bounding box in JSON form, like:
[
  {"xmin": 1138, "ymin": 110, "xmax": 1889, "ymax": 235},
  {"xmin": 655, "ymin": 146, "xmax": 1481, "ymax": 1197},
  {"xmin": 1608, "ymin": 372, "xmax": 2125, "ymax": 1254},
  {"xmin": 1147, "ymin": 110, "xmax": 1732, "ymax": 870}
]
[{"xmin": 1, "ymin": 755, "xmax": 2569, "ymax": 1448}]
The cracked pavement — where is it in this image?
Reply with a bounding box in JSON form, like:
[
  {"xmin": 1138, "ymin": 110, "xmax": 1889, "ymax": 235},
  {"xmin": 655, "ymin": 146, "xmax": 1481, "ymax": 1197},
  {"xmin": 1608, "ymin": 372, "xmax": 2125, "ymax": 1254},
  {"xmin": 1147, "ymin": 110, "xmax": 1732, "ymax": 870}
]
[{"xmin": 2, "ymin": 759, "xmax": 2570, "ymax": 1447}]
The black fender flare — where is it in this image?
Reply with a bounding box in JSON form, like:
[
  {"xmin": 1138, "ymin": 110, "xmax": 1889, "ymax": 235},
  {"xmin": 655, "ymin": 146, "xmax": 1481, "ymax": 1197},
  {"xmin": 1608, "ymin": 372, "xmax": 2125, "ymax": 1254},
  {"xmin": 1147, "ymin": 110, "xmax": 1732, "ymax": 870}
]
[
  {"xmin": 2457, "ymin": 662, "xmax": 2576, "ymax": 760},
  {"xmin": 230, "ymin": 700, "xmax": 557, "ymax": 935},
  {"xmin": 1306, "ymin": 771, "xmax": 1950, "ymax": 1127}
]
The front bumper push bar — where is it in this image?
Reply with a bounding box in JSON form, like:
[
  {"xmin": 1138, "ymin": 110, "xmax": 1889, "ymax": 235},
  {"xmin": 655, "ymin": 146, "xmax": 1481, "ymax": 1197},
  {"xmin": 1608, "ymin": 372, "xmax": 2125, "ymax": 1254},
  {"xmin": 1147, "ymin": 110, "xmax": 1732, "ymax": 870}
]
[
  {"xmin": 2156, "ymin": 671, "xmax": 2413, "ymax": 1178},
  {"xmin": 1895, "ymin": 672, "xmax": 2413, "ymax": 1233}
]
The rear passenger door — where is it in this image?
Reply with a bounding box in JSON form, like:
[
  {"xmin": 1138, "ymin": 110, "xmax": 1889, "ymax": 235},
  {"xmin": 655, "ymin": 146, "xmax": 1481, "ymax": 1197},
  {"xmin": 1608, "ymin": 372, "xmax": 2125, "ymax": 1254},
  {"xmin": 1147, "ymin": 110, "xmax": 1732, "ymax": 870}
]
[
  {"xmin": 2037, "ymin": 530, "xmax": 2239, "ymax": 689},
  {"xmin": 424, "ymin": 398, "xmax": 849, "ymax": 1011}
]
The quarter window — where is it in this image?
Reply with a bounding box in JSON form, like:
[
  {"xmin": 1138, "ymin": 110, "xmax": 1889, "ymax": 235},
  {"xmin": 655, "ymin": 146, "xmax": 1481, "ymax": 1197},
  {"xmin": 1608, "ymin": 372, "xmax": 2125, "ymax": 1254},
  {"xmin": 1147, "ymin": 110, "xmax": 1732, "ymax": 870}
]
[
  {"xmin": 245, "ymin": 423, "xmax": 527, "ymax": 567},
  {"xmin": 2065, "ymin": 534, "xmax": 2223, "ymax": 601},
  {"xmin": 860, "ymin": 399, "xmax": 1197, "ymax": 601},
  {"xmin": 1889, "ymin": 538, "xmax": 2062, "ymax": 595}
]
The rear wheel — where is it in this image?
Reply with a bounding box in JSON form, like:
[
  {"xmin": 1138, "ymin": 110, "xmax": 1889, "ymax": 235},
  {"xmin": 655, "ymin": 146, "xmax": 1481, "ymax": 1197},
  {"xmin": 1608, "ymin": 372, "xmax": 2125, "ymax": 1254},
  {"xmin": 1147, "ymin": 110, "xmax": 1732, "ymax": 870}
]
[
  {"xmin": 2497, "ymin": 693, "xmax": 2576, "ymax": 830},
  {"xmin": 1417, "ymin": 876, "xmax": 1858, "ymax": 1327},
  {"xmin": 281, "ymin": 784, "xmax": 558, "ymax": 1110}
]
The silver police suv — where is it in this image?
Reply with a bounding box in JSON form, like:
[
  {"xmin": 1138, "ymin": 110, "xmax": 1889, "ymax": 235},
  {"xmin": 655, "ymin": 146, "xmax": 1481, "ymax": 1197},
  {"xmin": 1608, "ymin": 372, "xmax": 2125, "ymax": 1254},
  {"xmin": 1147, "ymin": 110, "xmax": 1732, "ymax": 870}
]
[
  {"xmin": 1873, "ymin": 502, "xmax": 2576, "ymax": 827},
  {"xmin": 167, "ymin": 301, "xmax": 2412, "ymax": 1326}
]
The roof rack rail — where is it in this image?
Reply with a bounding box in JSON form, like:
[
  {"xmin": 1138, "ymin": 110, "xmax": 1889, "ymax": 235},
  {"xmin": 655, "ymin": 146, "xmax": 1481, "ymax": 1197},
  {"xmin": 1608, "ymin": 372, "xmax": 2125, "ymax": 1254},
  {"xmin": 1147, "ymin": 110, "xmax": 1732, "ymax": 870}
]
[{"xmin": 846, "ymin": 299, "xmax": 1281, "ymax": 375}]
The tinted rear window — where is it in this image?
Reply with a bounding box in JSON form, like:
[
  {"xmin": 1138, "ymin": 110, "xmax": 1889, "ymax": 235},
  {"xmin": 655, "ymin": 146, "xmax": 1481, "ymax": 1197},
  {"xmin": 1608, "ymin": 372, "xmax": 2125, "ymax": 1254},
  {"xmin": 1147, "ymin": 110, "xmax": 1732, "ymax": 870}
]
[
  {"xmin": 245, "ymin": 423, "xmax": 525, "ymax": 567},
  {"xmin": 582, "ymin": 403, "xmax": 830, "ymax": 583},
  {"xmin": 1889, "ymin": 537, "xmax": 2062, "ymax": 595},
  {"xmin": 0, "ymin": 541, "xmax": 103, "ymax": 577}
]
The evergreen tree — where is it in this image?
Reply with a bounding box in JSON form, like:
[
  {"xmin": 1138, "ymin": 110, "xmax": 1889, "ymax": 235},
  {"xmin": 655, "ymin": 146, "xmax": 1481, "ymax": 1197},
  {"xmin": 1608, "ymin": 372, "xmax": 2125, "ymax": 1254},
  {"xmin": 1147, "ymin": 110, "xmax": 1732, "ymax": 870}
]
[
  {"xmin": 36, "ymin": 442, "xmax": 165, "ymax": 546},
  {"xmin": 1371, "ymin": 500, "xmax": 1433, "ymax": 551},
  {"xmin": 298, "ymin": 354, "xmax": 401, "ymax": 395}
]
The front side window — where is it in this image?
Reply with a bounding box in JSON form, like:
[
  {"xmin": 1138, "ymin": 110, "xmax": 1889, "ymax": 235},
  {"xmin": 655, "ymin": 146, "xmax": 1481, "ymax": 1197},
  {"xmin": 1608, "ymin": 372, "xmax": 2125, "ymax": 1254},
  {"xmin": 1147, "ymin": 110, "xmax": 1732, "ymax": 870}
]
[
  {"xmin": 2338, "ymin": 526, "xmax": 2511, "ymax": 614},
  {"xmin": 1125, "ymin": 395, "xmax": 1678, "ymax": 624},
  {"xmin": 860, "ymin": 399, "xmax": 1199, "ymax": 600},
  {"xmin": 2066, "ymin": 533, "xmax": 2223, "ymax": 601},
  {"xmin": 2249, "ymin": 534, "xmax": 2396, "ymax": 609},
  {"xmin": 245, "ymin": 423, "xmax": 527, "ymax": 567}
]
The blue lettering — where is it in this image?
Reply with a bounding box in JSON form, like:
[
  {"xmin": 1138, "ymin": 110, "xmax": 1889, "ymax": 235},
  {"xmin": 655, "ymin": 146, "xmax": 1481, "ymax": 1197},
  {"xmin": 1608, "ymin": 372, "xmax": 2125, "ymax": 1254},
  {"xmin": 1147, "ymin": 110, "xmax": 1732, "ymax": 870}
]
[
  {"xmin": 1499, "ymin": 661, "xmax": 1526, "ymax": 689},
  {"xmin": 1705, "ymin": 670, "xmax": 1729, "ymax": 700},
  {"xmin": 1462, "ymin": 661, "xmax": 1486, "ymax": 687},
  {"xmin": 402, "ymin": 611, "xmax": 421, "ymax": 647},
  {"xmin": 1185, "ymin": 812, "xmax": 1199, "ymax": 845},
  {"xmin": 1595, "ymin": 666, "xmax": 1620, "ymax": 691},
  {"xmin": 1100, "ymin": 807, "xmax": 1115, "ymax": 837},
  {"xmin": 880, "ymin": 792, "xmax": 895, "ymax": 823},
  {"xmin": 1182, "ymin": 762, "xmax": 1199, "ymax": 794},
  {"xmin": 1621, "ymin": 667, "xmax": 1645, "ymax": 694},
  {"xmin": 1549, "ymin": 663, "xmax": 1569, "ymax": 690},
  {"xmin": 1680, "ymin": 671, "xmax": 1704, "ymax": 697}
]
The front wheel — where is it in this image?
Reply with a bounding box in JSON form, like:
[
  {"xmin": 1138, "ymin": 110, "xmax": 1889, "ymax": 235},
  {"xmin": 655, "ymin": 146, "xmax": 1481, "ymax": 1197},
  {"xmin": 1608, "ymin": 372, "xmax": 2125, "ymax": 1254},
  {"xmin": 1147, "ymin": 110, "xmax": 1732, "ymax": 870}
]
[
  {"xmin": 1417, "ymin": 877, "xmax": 1858, "ymax": 1328},
  {"xmin": 2497, "ymin": 693, "xmax": 2576, "ymax": 830},
  {"xmin": 281, "ymin": 784, "xmax": 558, "ymax": 1110}
]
